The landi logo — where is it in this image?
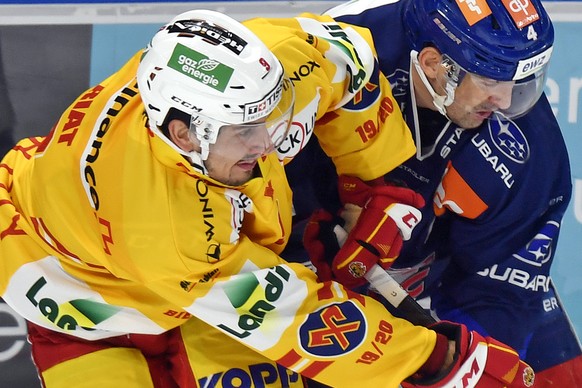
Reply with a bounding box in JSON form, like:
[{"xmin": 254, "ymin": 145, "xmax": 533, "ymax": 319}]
[
  {"xmin": 168, "ymin": 43, "xmax": 234, "ymax": 92},
  {"xmin": 26, "ymin": 276, "xmax": 120, "ymax": 330},
  {"xmin": 217, "ymin": 266, "xmax": 290, "ymax": 339}
]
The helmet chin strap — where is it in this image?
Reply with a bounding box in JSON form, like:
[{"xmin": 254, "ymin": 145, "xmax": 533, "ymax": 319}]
[
  {"xmin": 146, "ymin": 123, "xmax": 210, "ymax": 175},
  {"xmin": 187, "ymin": 131, "xmax": 210, "ymax": 174},
  {"xmin": 191, "ymin": 117, "xmax": 219, "ymax": 162},
  {"xmin": 186, "ymin": 149, "xmax": 209, "ymax": 175},
  {"xmin": 410, "ymin": 50, "xmax": 455, "ymax": 118},
  {"xmin": 198, "ymin": 140, "xmax": 210, "ymax": 161}
]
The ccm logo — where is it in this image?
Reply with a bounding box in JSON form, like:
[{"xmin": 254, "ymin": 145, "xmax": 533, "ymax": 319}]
[{"xmin": 452, "ymin": 342, "xmax": 488, "ymax": 387}]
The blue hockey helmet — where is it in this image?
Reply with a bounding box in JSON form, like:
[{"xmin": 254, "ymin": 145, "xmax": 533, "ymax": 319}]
[
  {"xmin": 404, "ymin": 0, "xmax": 554, "ymax": 117},
  {"xmin": 404, "ymin": 0, "xmax": 554, "ymax": 81}
]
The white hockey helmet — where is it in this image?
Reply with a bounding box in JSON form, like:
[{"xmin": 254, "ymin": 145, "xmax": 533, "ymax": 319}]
[{"xmin": 137, "ymin": 10, "xmax": 294, "ymax": 160}]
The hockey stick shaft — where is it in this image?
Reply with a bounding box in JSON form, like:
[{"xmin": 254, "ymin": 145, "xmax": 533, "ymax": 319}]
[
  {"xmin": 365, "ymin": 264, "xmax": 437, "ymax": 327},
  {"xmin": 332, "ymin": 225, "xmax": 436, "ymax": 326}
]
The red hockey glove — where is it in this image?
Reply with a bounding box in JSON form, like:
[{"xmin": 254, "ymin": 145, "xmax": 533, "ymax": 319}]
[
  {"xmin": 404, "ymin": 321, "xmax": 536, "ymax": 388},
  {"xmin": 303, "ymin": 209, "xmax": 344, "ymax": 282},
  {"xmin": 332, "ymin": 175, "xmax": 425, "ymax": 288}
]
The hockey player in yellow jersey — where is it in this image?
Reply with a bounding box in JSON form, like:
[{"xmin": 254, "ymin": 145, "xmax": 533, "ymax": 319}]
[{"xmin": 0, "ymin": 10, "xmax": 533, "ymax": 388}]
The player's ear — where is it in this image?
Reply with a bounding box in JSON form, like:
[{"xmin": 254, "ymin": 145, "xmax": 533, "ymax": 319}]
[
  {"xmin": 417, "ymin": 47, "xmax": 442, "ymax": 79},
  {"xmin": 168, "ymin": 119, "xmax": 199, "ymax": 152}
]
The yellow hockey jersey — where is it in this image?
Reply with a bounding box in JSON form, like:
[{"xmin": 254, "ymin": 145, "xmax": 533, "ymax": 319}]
[{"xmin": 0, "ymin": 14, "xmax": 433, "ymax": 387}]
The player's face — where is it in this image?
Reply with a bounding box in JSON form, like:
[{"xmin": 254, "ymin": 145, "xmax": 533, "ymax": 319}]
[
  {"xmin": 445, "ymin": 73, "xmax": 513, "ymax": 129},
  {"xmin": 204, "ymin": 122, "xmax": 273, "ymax": 186}
]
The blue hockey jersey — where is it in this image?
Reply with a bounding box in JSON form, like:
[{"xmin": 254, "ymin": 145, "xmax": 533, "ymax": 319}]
[{"xmin": 284, "ymin": 0, "xmax": 582, "ymax": 376}]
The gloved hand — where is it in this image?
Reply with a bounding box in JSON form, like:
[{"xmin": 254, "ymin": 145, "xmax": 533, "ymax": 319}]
[
  {"xmin": 404, "ymin": 321, "xmax": 536, "ymax": 388},
  {"xmin": 303, "ymin": 209, "xmax": 344, "ymax": 282},
  {"xmin": 332, "ymin": 175, "xmax": 425, "ymax": 288}
]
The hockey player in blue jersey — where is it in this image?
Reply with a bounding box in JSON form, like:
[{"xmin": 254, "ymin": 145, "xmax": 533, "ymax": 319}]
[{"xmin": 287, "ymin": 0, "xmax": 582, "ymax": 385}]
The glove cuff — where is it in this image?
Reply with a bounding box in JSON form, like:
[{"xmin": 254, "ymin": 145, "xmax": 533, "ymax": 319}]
[
  {"xmin": 416, "ymin": 333, "xmax": 450, "ymax": 378},
  {"xmin": 338, "ymin": 175, "xmax": 386, "ymax": 206}
]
